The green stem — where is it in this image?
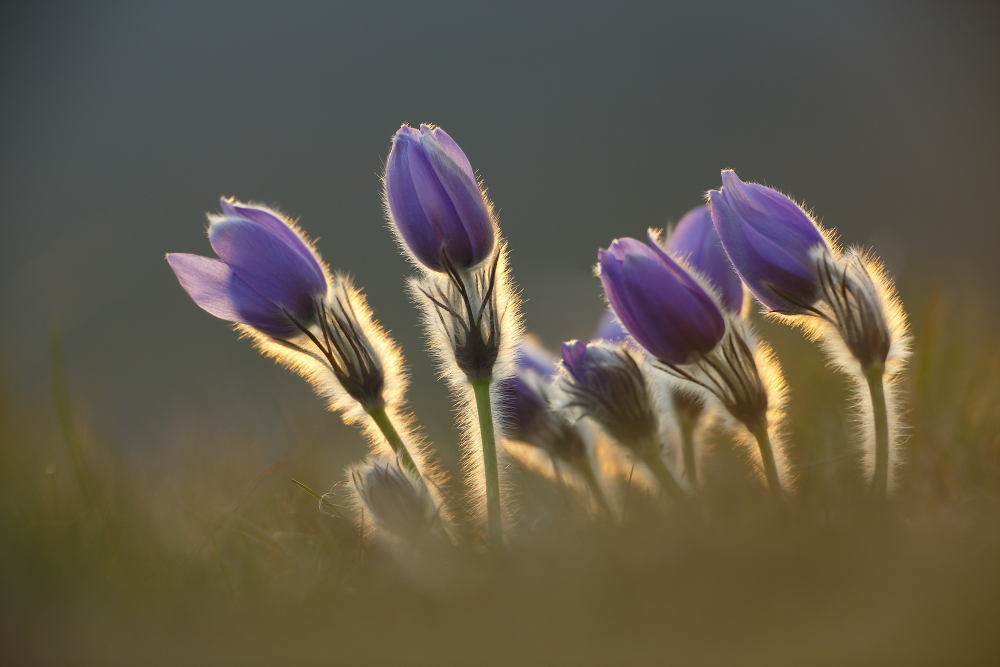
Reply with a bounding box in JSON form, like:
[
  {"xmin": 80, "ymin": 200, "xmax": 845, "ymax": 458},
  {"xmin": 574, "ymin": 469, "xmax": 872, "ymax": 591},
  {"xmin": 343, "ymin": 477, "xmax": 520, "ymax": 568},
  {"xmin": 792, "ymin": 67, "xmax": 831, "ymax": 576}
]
[
  {"xmin": 639, "ymin": 441, "xmax": 686, "ymax": 503},
  {"xmin": 866, "ymin": 365, "xmax": 889, "ymax": 498},
  {"xmin": 366, "ymin": 404, "xmax": 419, "ymax": 479},
  {"xmin": 575, "ymin": 456, "xmax": 614, "ymax": 521},
  {"xmin": 750, "ymin": 425, "xmax": 783, "ymax": 501},
  {"xmin": 677, "ymin": 413, "xmax": 698, "ymax": 487},
  {"xmin": 472, "ymin": 379, "xmax": 503, "ymax": 549}
]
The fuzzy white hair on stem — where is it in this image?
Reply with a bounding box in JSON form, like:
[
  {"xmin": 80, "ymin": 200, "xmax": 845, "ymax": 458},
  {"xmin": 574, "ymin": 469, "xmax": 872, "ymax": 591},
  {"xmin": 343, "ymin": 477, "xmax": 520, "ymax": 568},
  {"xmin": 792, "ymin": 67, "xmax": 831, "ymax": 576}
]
[
  {"xmin": 770, "ymin": 232, "xmax": 911, "ymax": 492},
  {"xmin": 407, "ymin": 242, "xmax": 524, "ymax": 544}
]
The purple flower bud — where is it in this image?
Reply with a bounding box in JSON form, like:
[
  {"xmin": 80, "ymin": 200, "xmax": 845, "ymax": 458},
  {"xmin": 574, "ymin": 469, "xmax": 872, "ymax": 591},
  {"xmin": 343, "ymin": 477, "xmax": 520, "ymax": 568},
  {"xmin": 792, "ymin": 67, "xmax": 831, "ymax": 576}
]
[
  {"xmin": 384, "ymin": 124, "xmax": 495, "ymax": 272},
  {"xmin": 593, "ymin": 308, "xmax": 629, "ymax": 343},
  {"xmin": 708, "ymin": 170, "xmax": 829, "ymax": 314},
  {"xmin": 667, "ymin": 206, "xmax": 744, "ymax": 315},
  {"xmin": 598, "ymin": 235, "xmax": 726, "ymax": 365},
  {"xmin": 558, "ymin": 340, "xmax": 658, "ymax": 452},
  {"xmin": 500, "ymin": 339, "xmax": 557, "ymax": 436},
  {"xmin": 167, "ymin": 199, "xmax": 327, "ymax": 337}
]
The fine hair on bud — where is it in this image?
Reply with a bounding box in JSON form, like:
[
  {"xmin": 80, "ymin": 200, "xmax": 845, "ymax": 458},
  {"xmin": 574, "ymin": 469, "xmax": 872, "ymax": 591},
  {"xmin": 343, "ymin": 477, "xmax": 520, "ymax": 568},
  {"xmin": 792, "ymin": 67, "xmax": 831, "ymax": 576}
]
[
  {"xmin": 408, "ymin": 242, "xmax": 524, "ymax": 533},
  {"xmin": 350, "ymin": 456, "xmax": 439, "ymax": 545},
  {"xmin": 652, "ymin": 316, "xmax": 793, "ymax": 494},
  {"xmin": 780, "ymin": 238, "xmax": 910, "ymax": 490},
  {"xmin": 557, "ymin": 341, "xmax": 659, "ymax": 454}
]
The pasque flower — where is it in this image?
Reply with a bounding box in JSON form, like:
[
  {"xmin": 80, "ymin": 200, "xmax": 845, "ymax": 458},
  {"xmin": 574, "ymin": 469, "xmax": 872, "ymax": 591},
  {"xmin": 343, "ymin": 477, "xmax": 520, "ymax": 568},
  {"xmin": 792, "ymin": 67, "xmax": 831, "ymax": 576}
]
[
  {"xmin": 598, "ymin": 235, "xmax": 725, "ymax": 365},
  {"xmin": 385, "ymin": 123, "xmax": 519, "ymax": 549},
  {"xmin": 710, "ymin": 170, "xmax": 909, "ymax": 497},
  {"xmin": 667, "ymin": 205, "xmax": 744, "ymax": 315},
  {"xmin": 167, "ymin": 199, "xmax": 327, "ymax": 338},
  {"xmin": 384, "ymin": 124, "xmax": 496, "ymax": 272},
  {"xmin": 708, "ymin": 170, "xmax": 829, "ymax": 314}
]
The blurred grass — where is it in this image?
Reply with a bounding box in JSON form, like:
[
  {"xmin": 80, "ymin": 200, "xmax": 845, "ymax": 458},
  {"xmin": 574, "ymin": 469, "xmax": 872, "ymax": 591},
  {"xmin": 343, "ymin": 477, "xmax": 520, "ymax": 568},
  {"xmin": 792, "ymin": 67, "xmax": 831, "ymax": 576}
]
[{"xmin": 1, "ymin": 282, "xmax": 999, "ymax": 666}]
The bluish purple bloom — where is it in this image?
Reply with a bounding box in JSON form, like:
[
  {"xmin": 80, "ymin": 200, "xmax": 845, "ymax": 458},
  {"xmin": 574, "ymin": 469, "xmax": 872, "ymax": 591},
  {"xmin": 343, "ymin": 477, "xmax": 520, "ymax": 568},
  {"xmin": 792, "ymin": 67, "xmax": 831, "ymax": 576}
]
[
  {"xmin": 167, "ymin": 199, "xmax": 327, "ymax": 338},
  {"xmin": 667, "ymin": 206, "xmax": 744, "ymax": 315},
  {"xmin": 385, "ymin": 124, "xmax": 495, "ymax": 272},
  {"xmin": 500, "ymin": 339, "xmax": 557, "ymax": 436},
  {"xmin": 593, "ymin": 308, "xmax": 629, "ymax": 343},
  {"xmin": 598, "ymin": 235, "xmax": 726, "ymax": 365},
  {"xmin": 561, "ymin": 340, "xmax": 599, "ymax": 384},
  {"xmin": 708, "ymin": 170, "xmax": 829, "ymax": 314}
]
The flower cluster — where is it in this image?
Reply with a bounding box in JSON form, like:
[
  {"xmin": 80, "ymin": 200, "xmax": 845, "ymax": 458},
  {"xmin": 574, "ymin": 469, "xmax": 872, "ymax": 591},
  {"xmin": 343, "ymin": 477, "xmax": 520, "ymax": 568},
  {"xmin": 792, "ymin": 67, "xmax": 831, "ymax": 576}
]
[{"xmin": 167, "ymin": 127, "xmax": 911, "ymax": 568}]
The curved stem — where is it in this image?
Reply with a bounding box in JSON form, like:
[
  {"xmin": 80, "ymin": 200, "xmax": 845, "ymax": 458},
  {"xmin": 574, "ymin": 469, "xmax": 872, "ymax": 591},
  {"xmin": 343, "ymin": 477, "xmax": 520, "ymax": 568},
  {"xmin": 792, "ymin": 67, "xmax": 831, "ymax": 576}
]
[
  {"xmin": 672, "ymin": 391, "xmax": 703, "ymax": 487},
  {"xmin": 639, "ymin": 442, "xmax": 687, "ymax": 503},
  {"xmin": 750, "ymin": 425, "xmax": 783, "ymax": 501},
  {"xmin": 367, "ymin": 404, "xmax": 419, "ymax": 475},
  {"xmin": 575, "ymin": 456, "xmax": 614, "ymax": 521},
  {"xmin": 472, "ymin": 379, "xmax": 503, "ymax": 549},
  {"xmin": 866, "ymin": 365, "xmax": 889, "ymax": 498}
]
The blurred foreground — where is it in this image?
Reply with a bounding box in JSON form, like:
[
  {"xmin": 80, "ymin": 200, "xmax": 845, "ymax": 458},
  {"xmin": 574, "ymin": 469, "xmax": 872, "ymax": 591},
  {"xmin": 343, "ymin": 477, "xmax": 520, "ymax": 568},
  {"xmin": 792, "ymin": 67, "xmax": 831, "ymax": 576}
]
[{"xmin": 1, "ymin": 283, "xmax": 999, "ymax": 666}]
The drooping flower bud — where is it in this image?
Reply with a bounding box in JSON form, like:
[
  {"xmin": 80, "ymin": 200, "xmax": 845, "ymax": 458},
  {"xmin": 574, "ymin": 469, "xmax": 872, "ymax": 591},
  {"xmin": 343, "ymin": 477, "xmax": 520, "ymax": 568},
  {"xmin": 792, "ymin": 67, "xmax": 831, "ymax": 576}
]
[
  {"xmin": 559, "ymin": 339, "xmax": 686, "ymax": 501},
  {"xmin": 167, "ymin": 199, "xmax": 327, "ymax": 337},
  {"xmin": 351, "ymin": 458, "xmax": 437, "ymax": 543},
  {"xmin": 384, "ymin": 124, "xmax": 496, "ymax": 272},
  {"xmin": 666, "ymin": 205, "xmax": 745, "ymax": 315},
  {"xmin": 559, "ymin": 341, "xmax": 658, "ymax": 452},
  {"xmin": 598, "ymin": 235, "xmax": 726, "ymax": 365},
  {"xmin": 708, "ymin": 170, "xmax": 830, "ymax": 314}
]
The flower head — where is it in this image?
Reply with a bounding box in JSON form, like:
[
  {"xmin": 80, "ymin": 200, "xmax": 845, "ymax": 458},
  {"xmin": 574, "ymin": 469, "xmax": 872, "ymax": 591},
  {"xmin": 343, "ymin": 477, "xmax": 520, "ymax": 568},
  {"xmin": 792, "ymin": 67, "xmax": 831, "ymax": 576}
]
[
  {"xmin": 667, "ymin": 205, "xmax": 745, "ymax": 315},
  {"xmin": 708, "ymin": 170, "xmax": 829, "ymax": 314},
  {"xmin": 598, "ymin": 235, "xmax": 725, "ymax": 365},
  {"xmin": 384, "ymin": 124, "xmax": 496, "ymax": 272},
  {"xmin": 167, "ymin": 199, "xmax": 327, "ymax": 337}
]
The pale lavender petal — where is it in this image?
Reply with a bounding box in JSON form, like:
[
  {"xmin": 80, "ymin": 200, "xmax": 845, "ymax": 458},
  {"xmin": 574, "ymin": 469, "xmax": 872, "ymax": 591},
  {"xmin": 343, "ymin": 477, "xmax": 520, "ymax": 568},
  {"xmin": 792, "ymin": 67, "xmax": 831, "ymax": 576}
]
[
  {"xmin": 166, "ymin": 253, "xmax": 295, "ymax": 336},
  {"xmin": 560, "ymin": 340, "xmax": 589, "ymax": 382},
  {"xmin": 424, "ymin": 125, "xmax": 476, "ymax": 181}
]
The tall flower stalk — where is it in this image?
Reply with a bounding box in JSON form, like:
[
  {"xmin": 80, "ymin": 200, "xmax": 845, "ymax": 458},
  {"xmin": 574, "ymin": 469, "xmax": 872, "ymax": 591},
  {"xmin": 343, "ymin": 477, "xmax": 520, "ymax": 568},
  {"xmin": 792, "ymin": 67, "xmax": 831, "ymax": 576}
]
[
  {"xmin": 384, "ymin": 124, "xmax": 522, "ymax": 548},
  {"xmin": 710, "ymin": 170, "xmax": 909, "ymax": 496}
]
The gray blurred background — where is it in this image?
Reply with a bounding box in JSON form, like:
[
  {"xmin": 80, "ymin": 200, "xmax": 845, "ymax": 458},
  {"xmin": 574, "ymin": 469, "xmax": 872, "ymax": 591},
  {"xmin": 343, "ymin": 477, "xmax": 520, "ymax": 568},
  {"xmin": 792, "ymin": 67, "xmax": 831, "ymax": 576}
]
[{"xmin": 1, "ymin": 1, "xmax": 997, "ymax": 467}]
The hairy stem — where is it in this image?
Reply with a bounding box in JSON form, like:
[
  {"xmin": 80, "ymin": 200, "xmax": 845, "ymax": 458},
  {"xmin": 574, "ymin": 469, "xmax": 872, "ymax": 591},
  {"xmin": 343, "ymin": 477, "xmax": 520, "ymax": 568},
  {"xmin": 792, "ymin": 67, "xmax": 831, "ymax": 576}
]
[
  {"xmin": 866, "ymin": 365, "xmax": 889, "ymax": 498},
  {"xmin": 472, "ymin": 379, "xmax": 503, "ymax": 549},
  {"xmin": 750, "ymin": 425, "xmax": 783, "ymax": 501},
  {"xmin": 675, "ymin": 406, "xmax": 699, "ymax": 487},
  {"xmin": 575, "ymin": 456, "xmax": 614, "ymax": 521},
  {"xmin": 639, "ymin": 441, "xmax": 687, "ymax": 503},
  {"xmin": 366, "ymin": 404, "xmax": 419, "ymax": 479}
]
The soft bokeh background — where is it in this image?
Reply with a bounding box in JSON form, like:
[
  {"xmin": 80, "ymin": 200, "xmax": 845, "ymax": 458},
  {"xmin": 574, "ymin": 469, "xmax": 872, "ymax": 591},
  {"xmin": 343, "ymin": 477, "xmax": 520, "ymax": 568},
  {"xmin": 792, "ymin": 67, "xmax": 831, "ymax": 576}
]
[{"xmin": 1, "ymin": 2, "xmax": 998, "ymax": 665}]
